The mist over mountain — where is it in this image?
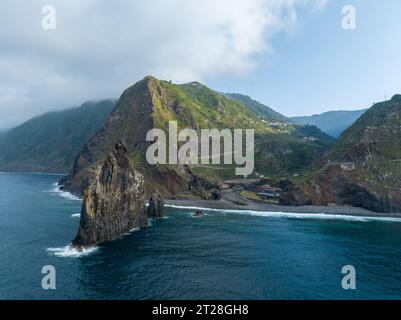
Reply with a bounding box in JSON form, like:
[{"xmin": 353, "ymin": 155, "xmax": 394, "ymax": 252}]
[{"xmin": 0, "ymin": 100, "xmax": 115, "ymax": 173}]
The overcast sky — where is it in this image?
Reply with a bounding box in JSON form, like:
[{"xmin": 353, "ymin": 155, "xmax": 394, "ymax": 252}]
[{"xmin": 0, "ymin": 0, "xmax": 400, "ymax": 129}]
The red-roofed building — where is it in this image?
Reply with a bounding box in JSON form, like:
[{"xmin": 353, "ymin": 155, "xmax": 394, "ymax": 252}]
[{"xmin": 256, "ymin": 185, "xmax": 281, "ymax": 198}]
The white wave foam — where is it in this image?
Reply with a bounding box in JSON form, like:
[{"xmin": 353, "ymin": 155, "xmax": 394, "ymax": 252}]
[
  {"xmin": 122, "ymin": 227, "xmax": 141, "ymax": 236},
  {"xmin": 45, "ymin": 183, "xmax": 82, "ymax": 201},
  {"xmin": 71, "ymin": 213, "xmax": 81, "ymax": 218},
  {"xmin": 47, "ymin": 245, "xmax": 98, "ymax": 258},
  {"xmin": 165, "ymin": 204, "xmax": 401, "ymax": 223}
]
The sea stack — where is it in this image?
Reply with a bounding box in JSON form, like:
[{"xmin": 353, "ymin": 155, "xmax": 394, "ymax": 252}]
[
  {"xmin": 148, "ymin": 193, "xmax": 165, "ymax": 219},
  {"xmin": 72, "ymin": 141, "xmax": 147, "ymax": 249}
]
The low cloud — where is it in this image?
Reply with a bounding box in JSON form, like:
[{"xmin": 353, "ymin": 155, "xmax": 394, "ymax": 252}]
[{"xmin": 0, "ymin": 0, "xmax": 327, "ymax": 128}]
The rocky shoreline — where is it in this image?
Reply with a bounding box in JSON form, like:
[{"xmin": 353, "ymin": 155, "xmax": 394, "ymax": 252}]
[{"xmin": 165, "ymin": 194, "xmax": 401, "ymax": 218}]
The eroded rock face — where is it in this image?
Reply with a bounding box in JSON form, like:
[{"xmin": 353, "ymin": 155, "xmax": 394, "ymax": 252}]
[
  {"xmin": 148, "ymin": 193, "xmax": 165, "ymax": 219},
  {"xmin": 72, "ymin": 141, "xmax": 147, "ymax": 248},
  {"xmin": 185, "ymin": 166, "xmax": 222, "ymax": 200}
]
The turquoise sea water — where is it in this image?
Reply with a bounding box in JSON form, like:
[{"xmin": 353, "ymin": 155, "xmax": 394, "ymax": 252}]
[{"xmin": 1, "ymin": 172, "xmax": 401, "ymax": 300}]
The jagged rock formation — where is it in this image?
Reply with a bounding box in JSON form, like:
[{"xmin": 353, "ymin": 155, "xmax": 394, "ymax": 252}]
[
  {"xmin": 148, "ymin": 193, "xmax": 165, "ymax": 219},
  {"xmin": 281, "ymin": 95, "xmax": 401, "ymax": 213},
  {"xmin": 185, "ymin": 165, "xmax": 222, "ymax": 200},
  {"xmin": 72, "ymin": 141, "xmax": 147, "ymax": 248}
]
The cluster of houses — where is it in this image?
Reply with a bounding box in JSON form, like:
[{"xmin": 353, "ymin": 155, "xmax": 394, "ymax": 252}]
[{"xmin": 220, "ymin": 179, "xmax": 282, "ymax": 199}]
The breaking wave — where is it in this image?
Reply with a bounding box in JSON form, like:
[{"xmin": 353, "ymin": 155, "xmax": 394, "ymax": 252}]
[
  {"xmin": 165, "ymin": 204, "xmax": 401, "ymax": 223},
  {"xmin": 47, "ymin": 245, "xmax": 98, "ymax": 258},
  {"xmin": 45, "ymin": 182, "xmax": 82, "ymax": 201},
  {"xmin": 71, "ymin": 213, "xmax": 81, "ymax": 218}
]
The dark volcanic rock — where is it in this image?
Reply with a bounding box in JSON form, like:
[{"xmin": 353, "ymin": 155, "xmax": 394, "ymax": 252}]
[
  {"xmin": 279, "ymin": 186, "xmax": 313, "ymax": 206},
  {"xmin": 192, "ymin": 210, "xmax": 204, "ymax": 217},
  {"xmin": 148, "ymin": 193, "xmax": 165, "ymax": 219},
  {"xmin": 185, "ymin": 166, "xmax": 222, "ymax": 200},
  {"xmin": 72, "ymin": 141, "xmax": 147, "ymax": 248},
  {"xmin": 60, "ymin": 77, "xmax": 157, "ymax": 196}
]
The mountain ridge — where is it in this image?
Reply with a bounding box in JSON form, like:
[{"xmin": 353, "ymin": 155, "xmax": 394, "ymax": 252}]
[
  {"xmin": 291, "ymin": 109, "xmax": 367, "ymax": 138},
  {"xmin": 0, "ymin": 100, "xmax": 115, "ymax": 173},
  {"xmin": 224, "ymin": 93, "xmax": 290, "ymax": 123},
  {"xmin": 60, "ymin": 76, "xmax": 334, "ymax": 197}
]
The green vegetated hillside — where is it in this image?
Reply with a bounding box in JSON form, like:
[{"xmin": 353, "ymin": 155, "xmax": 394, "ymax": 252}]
[
  {"xmin": 224, "ymin": 93, "xmax": 290, "ymax": 122},
  {"xmin": 60, "ymin": 76, "xmax": 334, "ymax": 196},
  {"xmin": 172, "ymin": 84, "xmax": 334, "ymax": 177},
  {"xmin": 291, "ymin": 109, "xmax": 367, "ymax": 138},
  {"xmin": 282, "ymin": 95, "xmax": 401, "ymax": 213},
  {"xmin": 0, "ymin": 100, "xmax": 115, "ymax": 173}
]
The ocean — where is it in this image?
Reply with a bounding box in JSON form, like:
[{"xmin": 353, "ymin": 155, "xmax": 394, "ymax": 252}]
[{"xmin": 1, "ymin": 172, "xmax": 401, "ymax": 299}]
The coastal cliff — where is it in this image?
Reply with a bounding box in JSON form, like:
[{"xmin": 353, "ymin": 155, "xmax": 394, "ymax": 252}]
[
  {"xmin": 72, "ymin": 141, "xmax": 148, "ymax": 248},
  {"xmin": 281, "ymin": 95, "xmax": 401, "ymax": 213}
]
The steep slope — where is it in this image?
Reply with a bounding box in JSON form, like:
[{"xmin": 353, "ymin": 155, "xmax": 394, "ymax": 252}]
[
  {"xmin": 291, "ymin": 109, "xmax": 367, "ymax": 138},
  {"xmin": 60, "ymin": 76, "xmax": 334, "ymax": 197},
  {"xmin": 0, "ymin": 100, "xmax": 115, "ymax": 173},
  {"xmin": 225, "ymin": 93, "xmax": 289, "ymax": 122},
  {"xmin": 282, "ymin": 95, "xmax": 401, "ymax": 213}
]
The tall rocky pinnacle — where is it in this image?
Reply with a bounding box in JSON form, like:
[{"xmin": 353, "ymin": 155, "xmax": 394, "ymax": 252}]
[
  {"xmin": 72, "ymin": 141, "xmax": 148, "ymax": 248},
  {"xmin": 147, "ymin": 193, "xmax": 165, "ymax": 219}
]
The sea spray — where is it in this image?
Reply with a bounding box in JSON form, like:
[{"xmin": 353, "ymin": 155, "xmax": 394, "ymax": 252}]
[
  {"xmin": 45, "ymin": 182, "xmax": 82, "ymax": 201},
  {"xmin": 47, "ymin": 245, "xmax": 98, "ymax": 258}
]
